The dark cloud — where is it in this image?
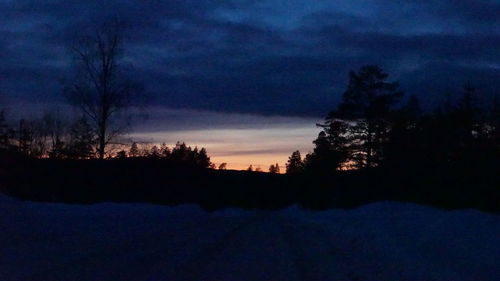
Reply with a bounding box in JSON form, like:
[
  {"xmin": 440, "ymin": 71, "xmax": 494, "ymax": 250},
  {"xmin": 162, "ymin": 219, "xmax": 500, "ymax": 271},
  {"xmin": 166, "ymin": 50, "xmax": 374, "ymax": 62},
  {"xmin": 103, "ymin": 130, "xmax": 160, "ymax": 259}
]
[
  {"xmin": 427, "ymin": 0, "xmax": 500, "ymax": 27},
  {"xmin": 1, "ymin": 0, "xmax": 498, "ymax": 116}
]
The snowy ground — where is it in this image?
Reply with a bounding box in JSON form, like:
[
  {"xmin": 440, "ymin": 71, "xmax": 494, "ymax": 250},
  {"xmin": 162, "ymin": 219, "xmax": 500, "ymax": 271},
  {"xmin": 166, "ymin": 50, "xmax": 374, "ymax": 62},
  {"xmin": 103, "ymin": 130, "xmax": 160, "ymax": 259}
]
[{"xmin": 0, "ymin": 194, "xmax": 498, "ymax": 281}]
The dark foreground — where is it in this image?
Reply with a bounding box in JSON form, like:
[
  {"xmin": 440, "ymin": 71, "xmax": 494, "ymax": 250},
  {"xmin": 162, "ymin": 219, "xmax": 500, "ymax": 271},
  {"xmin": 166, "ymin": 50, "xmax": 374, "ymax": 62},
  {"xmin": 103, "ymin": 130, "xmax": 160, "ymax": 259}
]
[
  {"xmin": 1, "ymin": 155, "xmax": 498, "ymax": 280},
  {"xmin": 0, "ymin": 154, "xmax": 498, "ymax": 213}
]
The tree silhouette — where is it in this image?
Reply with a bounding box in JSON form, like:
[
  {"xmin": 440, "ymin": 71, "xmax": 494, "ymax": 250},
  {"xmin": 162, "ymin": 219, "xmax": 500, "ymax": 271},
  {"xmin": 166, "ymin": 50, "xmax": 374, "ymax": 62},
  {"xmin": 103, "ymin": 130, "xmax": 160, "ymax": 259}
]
[
  {"xmin": 41, "ymin": 112, "xmax": 66, "ymax": 158},
  {"xmin": 116, "ymin": 150, "xmax": 127, "ymax": 159},
  {"xmin": 18, "ymin": 119, "xmax": 34, "ymax": 155},
  {"xmin": 196, "ymin": 147, "xmax": 211, "ymax": 168},
  {"xmin": 140, "ymin": 144, "xmax": 151, "ymax": 158},
  {"xmin": 171, "ymin": 142, "xmax": 189, "ymax": 162},
  {"xmin": 330, "ymin": 65, "xmax": 403, "ymax": 168},
  {"xmin": 218, "ymin": 163, "xmax": 227, "ymax": 170},
  {"xmin": 268, "ymin": 164, "xmax": 276, "ymax": 173},
  {"xmin": 457, "ymin": 83, "xmax": 483, "ymax": 143},
  {"xmin": 48, "ymin": 138, "xmax": 66, "ymax": 159},
  {"xmin": 384, "ymin": 94, "xmax": 423, "ymax": 167},
  {"xmin": 129, "ymin": 142, "xmax": 139, "ymax": 158},
  {"xmin": 160, "ymin": 143, "xmax": 170, "ymax": 158},
  {"xmin": 305, "ymin": 129, "xmax": 348, "ymax": 172},
  {"xmin": 0, "ymin": 111, "xmax": 12, "ymax": 149},
  {"xmin": 67, "ymin": 117, "xmax": 95, "ymax": 159},
  {"xmin": 65, "ymin": 20, "xmax": 141, "ymax": 160},
  {"xmin": 312, "ymin": 119, "xmax": 350, "ymax": 170},
  {"xmin": 149, "ymin": 145, "xmax": 160, "ymax": 159},
  {"xmin": 286, "ymin": 150, "xmax": 304, "ymax": 174},
  {"xmin": 189, "ymin": 147, "xmax": 199, "ymax": 164},
  {"xmin": 268, "ymin": 163, "xmax": 280, "ymax": 174}
]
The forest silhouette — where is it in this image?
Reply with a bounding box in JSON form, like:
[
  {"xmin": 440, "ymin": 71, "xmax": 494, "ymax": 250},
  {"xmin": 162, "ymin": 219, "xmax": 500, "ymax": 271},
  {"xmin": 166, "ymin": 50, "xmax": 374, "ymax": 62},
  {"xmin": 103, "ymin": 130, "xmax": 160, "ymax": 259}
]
[{"xmin": 0, "ymin": 22, "xmax": 498, "ymax": 213}]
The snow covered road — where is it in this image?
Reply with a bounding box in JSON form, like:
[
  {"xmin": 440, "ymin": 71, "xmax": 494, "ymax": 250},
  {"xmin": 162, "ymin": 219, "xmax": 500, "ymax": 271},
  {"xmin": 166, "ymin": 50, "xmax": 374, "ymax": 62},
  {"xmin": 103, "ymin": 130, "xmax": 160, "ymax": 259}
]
[{"xmin": 1, "ymin": 194, "xmax": 498, "ymax": 281}]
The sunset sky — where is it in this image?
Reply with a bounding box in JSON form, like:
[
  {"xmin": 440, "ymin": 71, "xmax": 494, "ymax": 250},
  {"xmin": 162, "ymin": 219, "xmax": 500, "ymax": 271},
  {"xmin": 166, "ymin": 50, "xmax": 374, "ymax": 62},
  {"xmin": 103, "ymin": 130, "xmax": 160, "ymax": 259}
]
[
  {"xmin": 127, "ymin": 108, "xmax": 320, "ymax": 170},
  {"xmin": 1, "ymin": 0, "xmax": 498, "ymax": 169}
]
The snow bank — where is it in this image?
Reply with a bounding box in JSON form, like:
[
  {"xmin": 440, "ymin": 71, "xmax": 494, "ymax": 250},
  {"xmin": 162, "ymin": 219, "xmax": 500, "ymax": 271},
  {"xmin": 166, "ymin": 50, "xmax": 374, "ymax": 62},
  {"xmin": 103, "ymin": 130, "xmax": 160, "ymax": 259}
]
[{"xmin": 0, "ymin": 198, "xmax": 498, "ymax": 281}]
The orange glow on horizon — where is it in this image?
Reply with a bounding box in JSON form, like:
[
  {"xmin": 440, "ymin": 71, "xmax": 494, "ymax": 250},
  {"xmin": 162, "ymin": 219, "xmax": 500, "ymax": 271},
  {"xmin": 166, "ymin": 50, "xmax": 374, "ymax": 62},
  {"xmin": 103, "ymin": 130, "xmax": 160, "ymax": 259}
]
[{"xmin": 127, "ymin": 126, "xmax": 318, "ymax": 173}]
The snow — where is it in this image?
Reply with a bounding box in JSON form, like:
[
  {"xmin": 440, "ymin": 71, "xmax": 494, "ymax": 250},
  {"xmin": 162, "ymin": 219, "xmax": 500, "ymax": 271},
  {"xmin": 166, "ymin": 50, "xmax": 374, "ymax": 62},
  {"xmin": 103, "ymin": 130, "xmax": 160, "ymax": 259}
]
[{"xmin": 0, "ymin": 195, "xmax": 498, "ymax": 281}]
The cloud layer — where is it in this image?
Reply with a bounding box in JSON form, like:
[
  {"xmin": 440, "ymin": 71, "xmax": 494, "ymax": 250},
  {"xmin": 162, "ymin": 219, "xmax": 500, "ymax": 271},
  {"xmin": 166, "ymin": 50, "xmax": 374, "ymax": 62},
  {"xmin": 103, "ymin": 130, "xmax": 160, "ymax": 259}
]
[{"xmin": 1, "ymin": 0, "xmax": 498, "ymax": 116}]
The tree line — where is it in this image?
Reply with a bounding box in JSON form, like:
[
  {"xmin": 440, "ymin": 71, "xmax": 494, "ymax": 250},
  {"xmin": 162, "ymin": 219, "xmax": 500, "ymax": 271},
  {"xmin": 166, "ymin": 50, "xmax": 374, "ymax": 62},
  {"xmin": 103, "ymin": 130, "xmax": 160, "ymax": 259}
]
[
  {"xmin": 286, "ymin": 65, "xmax": 499, "ymax": 174},
  {"xmin": 119, "ymin": 141, "xmax": 211, "ymax": 168},
  {"xmin": 0, "ymin": 112, "xmax": 212, "ymax": 168},
  {"xmin": 0, "ymin": 112, "xmax": 94, "ymax": 159},
  {"xmin": 246, "ymin": 163, "xmax": 281, "ymax": 174}
]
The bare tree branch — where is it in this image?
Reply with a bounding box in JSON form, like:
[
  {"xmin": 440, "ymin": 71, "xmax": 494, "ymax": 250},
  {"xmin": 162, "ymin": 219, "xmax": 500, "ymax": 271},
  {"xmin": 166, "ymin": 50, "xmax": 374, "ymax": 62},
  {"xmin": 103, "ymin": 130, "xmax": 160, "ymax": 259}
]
[{"xmin": 64, "ymin": 20, "xmax": 141, "ymax": 159}]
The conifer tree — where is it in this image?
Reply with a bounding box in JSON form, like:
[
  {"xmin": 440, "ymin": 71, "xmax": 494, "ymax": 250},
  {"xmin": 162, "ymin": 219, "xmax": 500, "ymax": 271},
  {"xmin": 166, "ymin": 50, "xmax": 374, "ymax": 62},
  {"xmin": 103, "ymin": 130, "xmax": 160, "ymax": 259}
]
[
  {"xmin": 150, "ymin": 145, "xmax": 160, "ymax": 159},
  {"xmin": 129, "ymin": 142, "xmax": 139, "ymax": 158},
  {"xmin": 196, "ymin": 147, "xmax": 211, "ymax": 168},
  {"xmin": 330, "ymin": 65, "xmax": 403, "ymax": 168},
  {"xmin": 67, "ymin": 117, "xmax": 95, "ymax": 159},
  {"xmin": 286, "ymin": 150, "xmax": 304, "ymax": 174}
]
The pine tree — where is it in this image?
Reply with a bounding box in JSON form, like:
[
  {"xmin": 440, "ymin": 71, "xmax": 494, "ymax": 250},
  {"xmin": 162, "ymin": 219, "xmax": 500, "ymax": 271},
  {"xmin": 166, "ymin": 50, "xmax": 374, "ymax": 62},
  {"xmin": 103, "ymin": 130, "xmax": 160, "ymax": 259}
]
[
  {"xmin": 150, "ymin": 145, "xmax": 160, "ymax": 159},
  {"xmin": 333, "ymin": 65, "xmax": 403, "ymax": 168},
  {"xmin": 196, "ymin": 147, "xmax": 211, "ymax": 168},
  {"xmin": 304, "ymin": 129, "xmax": 347, "ymax": 171},
  {"xmin": 171, "ymin": 142, "xmax": 188, "ymax": 162},
  {"xmin": 385, "ymin": 95, "xmax": 423, "ymax": 167},
  {"xmin": 286, "ymin": 150, "xmax": 304, "ymax": 174},
  {"xmin": 160, "ymin": 143, "xmax": 170, "ymax": 158},
  {"xmin": 129, "ymin": 142, "xmax": 139, "ymax": 158},
  {"xmin": 67, "ymin": 117, "xmax": 95, "ymax": 159}
]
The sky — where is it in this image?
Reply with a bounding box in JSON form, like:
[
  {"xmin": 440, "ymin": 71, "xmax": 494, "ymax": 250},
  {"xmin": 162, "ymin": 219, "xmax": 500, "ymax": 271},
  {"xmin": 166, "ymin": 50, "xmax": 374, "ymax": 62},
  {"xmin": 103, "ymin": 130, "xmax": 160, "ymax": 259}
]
[
  {"xmin": 127, "ymin": 107, "xmax": 320, "ymax": 170},
  {"xmin": 0, "ymin": 0, "xmax": 499, "ymax": 169}
]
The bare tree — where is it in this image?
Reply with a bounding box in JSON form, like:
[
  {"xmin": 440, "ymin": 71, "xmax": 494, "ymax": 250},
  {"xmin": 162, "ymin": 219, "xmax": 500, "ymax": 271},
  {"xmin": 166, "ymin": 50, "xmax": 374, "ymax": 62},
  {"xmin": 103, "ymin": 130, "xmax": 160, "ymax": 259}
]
[{"xmin": 65, "ymin": 20, "xmax": 141, "ymax": 159}]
